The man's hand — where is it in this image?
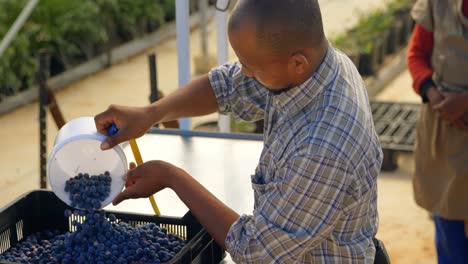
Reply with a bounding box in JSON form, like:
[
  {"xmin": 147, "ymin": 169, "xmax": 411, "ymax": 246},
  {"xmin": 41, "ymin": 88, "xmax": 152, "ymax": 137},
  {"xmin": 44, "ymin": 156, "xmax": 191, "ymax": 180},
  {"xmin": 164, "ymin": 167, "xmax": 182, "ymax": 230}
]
[
  {"xmin": 433, "ymin": 91, "xmax": 468, "ymax": 129},
  {"xmin": 112, "ymin": 160, "xmax": 188, "ymax": 205},
  {"xmin": 114, "ymin": 162, "xmax": 239, "ymax": 249},
  {"xmin": 94, "ymin": 105, "xmax": 156, "ymax": 150}
]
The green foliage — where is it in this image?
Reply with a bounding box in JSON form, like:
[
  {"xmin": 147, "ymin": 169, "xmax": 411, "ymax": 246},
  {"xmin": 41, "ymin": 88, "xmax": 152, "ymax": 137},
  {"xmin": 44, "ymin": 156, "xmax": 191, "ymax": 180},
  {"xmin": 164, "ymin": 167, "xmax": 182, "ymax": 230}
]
[
  {"xmin": 0, "ymin": 0, "xmax": 172, "ymax": 99},
  {"xmin": 0, "ymin": 0, "xmax": 36, "ymax": 98},
  {"xmin": 96, "ymin": 0, "xmax": 165, "ymax": 41},
  {"xmin": 333, "ymin": 33, "xmax": 359, "ymax": 54},
  {"xmin": 0, "ymin": 33, "xmax": 36, "ymax": 98},
  {"xmin": 388, "ymin": 0, "xmax": 414, "ymax": 13},
  {"xmin": 332, "ymin": 0, "xmax": 414, "ymax": 55},
  {"xmin": 231, "ymin": 120, "xmax": 256, "ymax": 133},
  {"xmin": 162, "ymin": 0, "xmax": 176, "ymax": 22},
  {"xmin": 31, "ymin": 0, "xmax": 108, "ymax": 66},
  {"xmin": 352, "ymin": 9, "xmax": 394, "ymax": 53}
]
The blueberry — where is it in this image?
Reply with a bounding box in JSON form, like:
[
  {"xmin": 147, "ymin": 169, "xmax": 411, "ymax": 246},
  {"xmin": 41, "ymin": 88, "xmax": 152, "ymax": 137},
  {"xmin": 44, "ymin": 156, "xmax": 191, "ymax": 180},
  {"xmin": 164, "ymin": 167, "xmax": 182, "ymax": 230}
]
[
  {"xmin": 93, "ymin": 200, "xmax": 101, "ymax": 209},
  {"xmin": 2, "ymin": 202, "xmax": 184, "ymax": 263},
  {"xmin": 136, "ymin": 248, "xmax": 143, "ymax": 255},
  {"xmin": 108, "ymin": 214, "xmax": 116, "ymax": 222},
  {"xmin": 64, "ymin": 209, "xmax": 72, "ymax": 218}
]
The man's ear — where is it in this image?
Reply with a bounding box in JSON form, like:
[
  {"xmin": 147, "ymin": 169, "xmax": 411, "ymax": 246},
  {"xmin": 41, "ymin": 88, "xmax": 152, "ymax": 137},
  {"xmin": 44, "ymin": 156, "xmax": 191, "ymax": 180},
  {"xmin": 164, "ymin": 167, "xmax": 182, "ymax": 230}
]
[{"xmin": 289, "ymin": 52, "xmax": 309, "ymax": 75}]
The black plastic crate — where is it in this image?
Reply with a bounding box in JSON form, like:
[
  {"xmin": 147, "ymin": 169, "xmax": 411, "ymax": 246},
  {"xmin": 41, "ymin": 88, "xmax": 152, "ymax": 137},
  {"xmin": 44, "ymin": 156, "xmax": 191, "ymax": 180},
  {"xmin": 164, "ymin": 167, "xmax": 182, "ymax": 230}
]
[
  {"xmin": 0, "ymin": 190, "xmax": 225, "ymax": 264},
  {"xmin": 370, "ymin": 101, "xmax": 421, "ymax": 171},
  {"xmin": 370, "ymin": 101, "xmax": 421, "ymax": 152}
]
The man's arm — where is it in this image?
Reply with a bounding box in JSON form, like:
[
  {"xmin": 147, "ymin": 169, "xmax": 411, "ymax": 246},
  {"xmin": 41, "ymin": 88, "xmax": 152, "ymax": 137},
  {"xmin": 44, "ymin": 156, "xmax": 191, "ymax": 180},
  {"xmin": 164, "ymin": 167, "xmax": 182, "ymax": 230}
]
[
  {"xmin": 147, "ymin": 75, "xmax": 219, "ymax": 124},
  {"xmin": 152, "ymin": 62, "xmax": 268, "ymax": 123},
  {"xmin": 95, "ymin": 74, "xmax": 219, "ymax": 149},
  {"xmin": 112, "ymin": 161, "xmax": 240, "ymax": 249},
  {"xmin": 169, "ymin": 166, "xmax": 240, "ymax": 248},
  {"xmin": 96, "ymin": 62, "xmax": 267, "ymax": 149},
  {"xmin": 112, "ymin": 154, "xmax": 360, "ymax": 262}
]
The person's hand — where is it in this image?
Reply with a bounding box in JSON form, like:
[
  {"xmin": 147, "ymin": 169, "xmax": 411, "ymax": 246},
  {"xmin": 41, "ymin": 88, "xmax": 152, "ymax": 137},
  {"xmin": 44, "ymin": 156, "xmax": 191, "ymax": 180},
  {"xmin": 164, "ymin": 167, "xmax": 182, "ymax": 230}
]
[
  {"xmin": 94, "ymin": 105, "xmax": 155, "ymax": 150},
  {"xmin": 124, "ymin": 162, "xmax": 138, "ymax": 188},
  {"xmin": 426, "ymin": 86, "xmax": 445, "ymax": 106},
  {"xmin": 433, "ymin": 91, "xmax": 468, "ymax": 129},
  {"xmin": 112, "ymin": 160, "xmax": 188, "ymax": 205}
]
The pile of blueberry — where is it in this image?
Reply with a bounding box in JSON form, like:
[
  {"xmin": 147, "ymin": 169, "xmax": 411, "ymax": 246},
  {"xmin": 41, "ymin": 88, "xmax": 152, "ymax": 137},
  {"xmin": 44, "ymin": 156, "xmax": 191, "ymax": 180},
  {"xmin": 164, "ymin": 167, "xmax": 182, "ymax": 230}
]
[
  {"xmin": 0, "ymin": 210, "xmax": 186, "ymax": 263},
  {"xmin": 65, "ymin": 172, "xmax": 112, "ymax": 209},
  {"xmin": 0, "ymin": 172, "xmax": 186, "ymax": 263}
]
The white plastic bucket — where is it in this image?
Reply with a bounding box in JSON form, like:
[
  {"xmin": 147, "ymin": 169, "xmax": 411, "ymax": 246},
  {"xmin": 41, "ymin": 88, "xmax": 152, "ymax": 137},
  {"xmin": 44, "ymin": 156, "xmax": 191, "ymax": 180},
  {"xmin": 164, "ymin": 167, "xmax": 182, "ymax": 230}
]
[{"xmin": 47, "ymin": 116, "xmax": 127, "ymax": 209}]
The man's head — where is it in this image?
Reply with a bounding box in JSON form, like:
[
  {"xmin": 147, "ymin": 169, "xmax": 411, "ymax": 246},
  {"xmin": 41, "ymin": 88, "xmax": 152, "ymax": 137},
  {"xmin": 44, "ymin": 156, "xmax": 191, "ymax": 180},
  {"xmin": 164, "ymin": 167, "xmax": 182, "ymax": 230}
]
[{"xmin": 228, "ymin": 0, "xmax": 327, "ymax": 92}]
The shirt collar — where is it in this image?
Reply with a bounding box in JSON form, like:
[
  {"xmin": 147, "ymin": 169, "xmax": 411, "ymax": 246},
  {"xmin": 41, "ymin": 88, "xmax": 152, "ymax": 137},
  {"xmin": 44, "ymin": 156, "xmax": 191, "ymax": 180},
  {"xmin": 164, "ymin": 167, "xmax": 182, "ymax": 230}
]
[{"xmin": 274, "ymin": 44, "xmax": 338, "ymax": 118}]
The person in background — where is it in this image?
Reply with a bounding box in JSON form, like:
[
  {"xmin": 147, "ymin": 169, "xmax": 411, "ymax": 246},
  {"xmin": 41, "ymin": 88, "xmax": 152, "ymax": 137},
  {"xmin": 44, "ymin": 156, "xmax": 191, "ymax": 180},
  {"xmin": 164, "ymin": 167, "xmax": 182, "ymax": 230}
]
[
  {"xmin": 96, "ymin": 0, "xmax": 384, "ymax": 262},
  {"xmin": 407, "ymin": 0, "xmax": 468, "ymax": 263}
]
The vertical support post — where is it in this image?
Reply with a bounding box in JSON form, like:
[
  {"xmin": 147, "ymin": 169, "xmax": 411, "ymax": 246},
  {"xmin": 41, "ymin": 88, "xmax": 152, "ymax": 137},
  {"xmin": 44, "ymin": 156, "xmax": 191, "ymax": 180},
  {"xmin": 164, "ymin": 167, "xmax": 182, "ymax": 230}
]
[
  {"xmin": 148, "ymin": 53, "xmax": 180, "ymax": 129},
  {"xmin": 199, "ymin": 0, "xmax": 209, "ymax": 58},
  {"xmin": 216, "ymin": 1, "xmax": 231, "ymax": 133},
  {"xmin": 46, "ymin": 90, "xmax": 66, "ymax": 129},
  {"xmin": 149, "ymin": 53, "xmax": 159, "ymax": 103},
  {"xmin": 38, "ymin": 51, "xmax": 49, "ymax": 189},
  {"xmin": 176, "ymin": 0, "xmax": 191, "ymax": 130},
  {"xmin": 149, "ymin": 53, "xmax": 159, "ymax": 128}
]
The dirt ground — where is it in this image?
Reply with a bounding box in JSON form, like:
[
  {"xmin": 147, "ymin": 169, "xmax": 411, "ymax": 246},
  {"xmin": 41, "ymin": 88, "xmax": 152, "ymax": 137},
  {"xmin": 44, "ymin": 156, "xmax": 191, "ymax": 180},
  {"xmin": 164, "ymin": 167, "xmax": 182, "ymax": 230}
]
[{"xmin": 377, "ymin": 154, "xmax": 436, "ymax": 264}]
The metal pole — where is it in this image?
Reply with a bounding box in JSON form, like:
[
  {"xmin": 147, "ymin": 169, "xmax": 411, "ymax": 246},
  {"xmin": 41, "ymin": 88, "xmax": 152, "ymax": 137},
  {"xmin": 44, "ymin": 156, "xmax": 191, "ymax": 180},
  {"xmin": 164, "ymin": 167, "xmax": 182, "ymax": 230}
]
[
  {"xmin": 216, "ymin": 1, "xmax": 231, "ymax": 133},
  {"xmin": 148, "ymin": 53, "xmax": 159, "ymax": 128},
  {"xmin": 199, "ymin": 0, "xmax": 209, "ymax": 58},
  {"xmin": 149, "ymin": 53, "xmax": 159, "ymax": 103},
  {"xmin": 38, "ymin": 51, "xmax": 49, "ymax": 189},
  {"xmin": 0, "ymin": 0, "xmax": 39, "ymax": 57},
  {"xmin": 176, "ymin": 0, "xmax": 191, "ymax": 130},
  {"xmin": 148, "ymin": 53, "xmax": 179, "ymax": 129},
  {"xmin": 46, "ymin": 89, "xmax": 66, "ymax": 129}
]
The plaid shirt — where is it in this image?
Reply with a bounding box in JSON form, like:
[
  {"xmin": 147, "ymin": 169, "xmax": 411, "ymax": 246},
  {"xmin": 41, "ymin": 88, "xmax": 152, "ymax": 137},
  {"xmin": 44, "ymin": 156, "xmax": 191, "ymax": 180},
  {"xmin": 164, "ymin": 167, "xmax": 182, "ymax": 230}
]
[{"xmin": 208, "ymin": 45, "xmax": 382, "ymax": 263}]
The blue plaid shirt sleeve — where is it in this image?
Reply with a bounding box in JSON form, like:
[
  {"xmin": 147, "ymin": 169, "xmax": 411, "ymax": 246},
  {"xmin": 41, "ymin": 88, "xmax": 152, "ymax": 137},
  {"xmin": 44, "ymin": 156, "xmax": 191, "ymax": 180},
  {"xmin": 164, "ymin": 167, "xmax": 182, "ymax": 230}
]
[
  {"xmin": 225, "ymin": 154, "xmax": 360, "ymax": 263},
  {"xmin": 208, "ymin": 62, "xmax": 268, "ymax": 122}
]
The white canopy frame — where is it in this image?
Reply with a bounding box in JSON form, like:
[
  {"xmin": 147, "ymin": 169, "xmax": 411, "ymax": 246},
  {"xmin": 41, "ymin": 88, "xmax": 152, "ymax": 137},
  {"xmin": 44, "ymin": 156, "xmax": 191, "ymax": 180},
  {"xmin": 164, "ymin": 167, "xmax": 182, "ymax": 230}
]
[{"xmin": 175, "ymin": 0, "xmax": 231, "ymax": 132}]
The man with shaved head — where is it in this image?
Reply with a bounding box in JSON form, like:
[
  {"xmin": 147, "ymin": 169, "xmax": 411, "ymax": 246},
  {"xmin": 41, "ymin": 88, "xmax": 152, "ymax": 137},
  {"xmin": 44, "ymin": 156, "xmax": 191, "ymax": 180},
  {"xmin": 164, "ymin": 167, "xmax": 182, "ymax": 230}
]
[
  {"xmin": 95, "ymin": 0, "xmax": 383, "ymax": 262},
  {"xmin": 228, "ymin": 0, "xmax": 327, "ymax": 92}
]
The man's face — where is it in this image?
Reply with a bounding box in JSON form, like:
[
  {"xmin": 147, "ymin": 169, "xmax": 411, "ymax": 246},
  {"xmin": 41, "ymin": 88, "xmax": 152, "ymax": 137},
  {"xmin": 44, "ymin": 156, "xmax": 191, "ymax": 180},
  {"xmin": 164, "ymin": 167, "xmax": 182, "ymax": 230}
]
[{"xmin": 228, "ymin": 24, "xmax": 296, "ymax": 92}]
